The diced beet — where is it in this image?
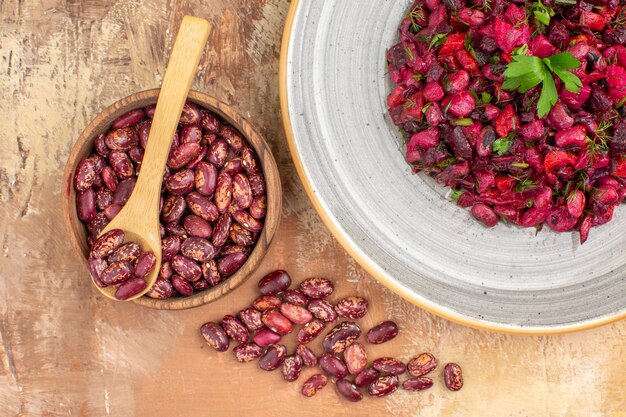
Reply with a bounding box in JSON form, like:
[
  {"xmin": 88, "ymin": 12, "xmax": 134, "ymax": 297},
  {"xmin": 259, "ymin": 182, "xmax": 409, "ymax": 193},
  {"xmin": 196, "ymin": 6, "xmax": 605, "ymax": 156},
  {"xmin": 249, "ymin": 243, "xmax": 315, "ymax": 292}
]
[
  {"xmin": 408, "ymin": 129, "xmax": 440, "ymax": 150},
  {"xmin": 446, "ymin": 126, "xmax": 473, "ymax": 159},
  {"xmin": 494, "ymin": 104, "xmax": 518, "ymax": 138},
  {"xmin": 425, "ymin": 103, "xmax": 444, "ymax": 126},
  {"xmin": 520, "ymin": 207, "xmax": 550, "ymax": 227},
  {"xmin": 445, "ymin": 70, "xmax": 470, "ymax": 94},
  {"xmin": 476, "ymin": 126, "xmax": 496, "ymax": 157},
  {"xmin": 567, "ymin": 43, "xmax": 591, "ymax": 61},
  {"xmin": 519, "ymin": 120, "xmax": 544, "ymax": 141},
  {"xmin": 439, "ymin": 33, "xmax": 466, "ymax": 55},
  {"xmin": 455, "ymin": 50, "xmax": 479, "ymax": 75},
  {"xmin": 387, "ymin": 85, "xmax": 406, "ymax": 107},
  {"xmin": 549, "ymin": 22, "xmax": 569, "ymax": 49},
  {"xmin": 560, "ymin": 85, "xmax": 591, "ymax": 110},
  {"xmin": 482, "ymin": 104, "xmax": 500, "ymax": 121},
  {"xmin": 586, "ymin": 86, "xmax": 612, "ymax": 113},
  {"xmin": 547, "ymin": 103, "xmax": 574, "ymax": 129},
  {"xmin": 447, "ymin": 91, "xmax": 476, "ymax": 117},
  {"xmin": 581, "ymin": 11, "xmax": 605, "ymax": 31},
  {"xmin": 529, "ymin": 35, "xmax": 556, "ymax": 58},
  {"xmin": 606, "ymin": 64, "xmax": 626, "ymax": 102},
  {"xmin": 471, "ymin": 203, "xmax": 499, "ymax": 227},
  {"xmin": 458, "ymin": 8, "xmax": 485, "ymax": 26},
  {"xmin": 424, "ymin": 82, "xmax": 445, "ymax": 102},
  {"xmin": 554, "ymin": 125, "xmax": 586, "ymax": 148},
  {"xmin": 610, "ymin": 123, "xmax": 626, "ymax": 156},
  {"xmin": 474, "ymin": 170, "xmax": 495, "ymax": 193}
]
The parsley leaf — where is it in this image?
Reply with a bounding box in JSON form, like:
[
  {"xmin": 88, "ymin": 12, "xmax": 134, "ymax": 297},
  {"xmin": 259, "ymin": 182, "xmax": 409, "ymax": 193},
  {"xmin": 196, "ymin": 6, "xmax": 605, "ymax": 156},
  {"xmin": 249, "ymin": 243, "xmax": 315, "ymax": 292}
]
[
  {"xmin": 429, "ymin": 34, "xmax": 447, "ymax": 50},
  {"xmin": 450, "ymin": 189, "xmax": 464, "ymax": 202},
  {"xmin": 531, "ymin": 0, "xmax": 555, "ymax": 26},
  {"xmin": 503, "ymin": 51, "xmax": 582, "ymax": 118},
  {"xmin": 493, "ymin": 137, "xmax": 513, "ymax": 155}
]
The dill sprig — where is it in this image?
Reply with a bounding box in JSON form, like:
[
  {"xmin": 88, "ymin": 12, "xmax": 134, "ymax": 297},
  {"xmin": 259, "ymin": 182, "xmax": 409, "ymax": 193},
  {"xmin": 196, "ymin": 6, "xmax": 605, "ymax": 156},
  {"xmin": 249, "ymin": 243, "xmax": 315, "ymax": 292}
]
[{"xmin": 407, "ymin": 5, "xmax": 425, "ymax": 33}]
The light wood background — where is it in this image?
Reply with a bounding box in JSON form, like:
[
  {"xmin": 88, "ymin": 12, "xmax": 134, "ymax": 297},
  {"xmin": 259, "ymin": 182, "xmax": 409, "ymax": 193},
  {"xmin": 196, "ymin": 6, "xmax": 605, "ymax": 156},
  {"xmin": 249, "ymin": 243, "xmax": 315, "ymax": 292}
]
[{"xmin": 0, "ymin": 1, "xmax": 624, "ymax": 416}]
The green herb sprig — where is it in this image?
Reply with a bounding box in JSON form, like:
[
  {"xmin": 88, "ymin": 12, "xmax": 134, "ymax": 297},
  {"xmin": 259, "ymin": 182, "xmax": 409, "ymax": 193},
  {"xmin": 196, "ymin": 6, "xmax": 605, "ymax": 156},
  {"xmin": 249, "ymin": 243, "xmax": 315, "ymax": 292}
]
[{"xmin": 502, "ymin": 51, "xmax": 582, "ymax": 118}]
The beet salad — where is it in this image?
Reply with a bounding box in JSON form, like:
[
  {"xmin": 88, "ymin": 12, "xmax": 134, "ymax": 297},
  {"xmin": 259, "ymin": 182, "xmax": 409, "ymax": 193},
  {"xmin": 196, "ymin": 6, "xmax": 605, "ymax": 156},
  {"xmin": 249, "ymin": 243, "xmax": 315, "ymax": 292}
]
[{"xmin": 387, "ymin": 0, "xmax": 626, "ymax": 243}]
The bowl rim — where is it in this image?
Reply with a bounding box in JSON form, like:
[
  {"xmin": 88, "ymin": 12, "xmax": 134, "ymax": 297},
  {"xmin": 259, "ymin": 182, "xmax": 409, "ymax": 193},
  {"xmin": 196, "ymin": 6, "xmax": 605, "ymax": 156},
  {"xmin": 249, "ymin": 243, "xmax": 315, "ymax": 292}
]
[
  {"xmin": 63, "ymin": 88, "xmax": 282, "ymax": 309},
  {"xmin": 279, "ymin": 0, "xmax": 626, "ymax": 335}
]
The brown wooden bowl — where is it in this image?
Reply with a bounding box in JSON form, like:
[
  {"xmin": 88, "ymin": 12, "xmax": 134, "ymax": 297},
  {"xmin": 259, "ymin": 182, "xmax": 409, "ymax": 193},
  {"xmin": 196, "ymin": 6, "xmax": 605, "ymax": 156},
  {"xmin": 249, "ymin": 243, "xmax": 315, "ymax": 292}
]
[{"xmin": 62, "ymin": 89, "xmax": 282, "ymax": 309}]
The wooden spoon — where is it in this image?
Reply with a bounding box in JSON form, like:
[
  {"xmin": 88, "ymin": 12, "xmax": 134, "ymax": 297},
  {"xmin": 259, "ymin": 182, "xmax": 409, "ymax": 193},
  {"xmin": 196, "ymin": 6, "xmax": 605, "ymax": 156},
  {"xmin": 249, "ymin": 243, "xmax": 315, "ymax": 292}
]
[{"xmin": 97, "ymin": 16, "xmax": 211, "ymax": 301}]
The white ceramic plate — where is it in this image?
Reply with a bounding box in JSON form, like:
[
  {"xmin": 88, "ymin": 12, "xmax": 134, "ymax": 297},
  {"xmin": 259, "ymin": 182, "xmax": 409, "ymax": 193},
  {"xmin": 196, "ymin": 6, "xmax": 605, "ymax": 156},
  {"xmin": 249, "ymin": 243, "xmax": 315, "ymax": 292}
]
[{"xmin": 280, "ymin": 0, "xmax": 626, "ymax": 333}]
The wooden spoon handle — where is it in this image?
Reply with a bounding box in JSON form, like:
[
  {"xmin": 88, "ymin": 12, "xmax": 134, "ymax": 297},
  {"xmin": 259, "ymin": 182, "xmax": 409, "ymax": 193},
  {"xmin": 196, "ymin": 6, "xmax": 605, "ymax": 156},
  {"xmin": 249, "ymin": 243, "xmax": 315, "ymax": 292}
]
[{"xmin": 133, "ymin": 16, "xmax": 211, "ymax": 212}]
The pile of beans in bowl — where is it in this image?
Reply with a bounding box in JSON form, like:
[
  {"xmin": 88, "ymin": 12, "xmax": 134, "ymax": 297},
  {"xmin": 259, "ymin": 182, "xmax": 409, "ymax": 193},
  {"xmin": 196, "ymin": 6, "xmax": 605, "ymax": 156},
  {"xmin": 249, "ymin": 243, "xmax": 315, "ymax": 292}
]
[
  {"xmin": 387, "ymin": 0, "xmax": 626, "ymax": 243},
  {"xmin": 200, "ymin": 270, "xmax": 463, "ymax": 401},
  {"xmin": 74, "ymin": 102, "xmax": 267, "ymax": 298}
]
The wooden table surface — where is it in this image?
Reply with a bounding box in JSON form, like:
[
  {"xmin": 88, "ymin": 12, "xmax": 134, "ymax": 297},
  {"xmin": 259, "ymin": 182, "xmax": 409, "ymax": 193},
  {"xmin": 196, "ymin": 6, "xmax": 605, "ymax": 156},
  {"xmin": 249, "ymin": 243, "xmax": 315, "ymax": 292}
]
[{"xmin": 0, "ymin": 1, "xmax": 624, "ymax": 416}]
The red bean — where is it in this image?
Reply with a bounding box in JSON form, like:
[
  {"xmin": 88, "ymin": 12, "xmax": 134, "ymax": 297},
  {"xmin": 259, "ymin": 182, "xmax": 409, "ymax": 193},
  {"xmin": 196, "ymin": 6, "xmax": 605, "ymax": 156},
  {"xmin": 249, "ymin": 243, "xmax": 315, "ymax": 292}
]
[
  {"xmin": 221, "ymin": 315, "xmax": 249, "ymax": 344},
  {"xmin": 307, "ymin": 299, "xmax": 337, "ymax": 322},
  {"xmin": 229, "ymin": 224, "xmax": 254, "ymax": 246},
  {"xmin": 95, "ymin": 134, "xmax": 109, "ymax": 156},
  {"xmin": 91, "ymin": 229, "xmax": 125, "ymax": 259},
  {"xmin": 232, "ymin": 173, "xmax": 253, "ymax": 209},
  {"xmin": 220, "ymin": 125, "xmax": 245, "ymax": 151},
  {"xmin": 344, "ymin": 342, "xmax": 367, "ymax": 375},
  {"xmin": 101, "ymin": 261, "xmax": 133, "ymax": 285},
  {"xmin": 323, "ymin": 321, "xmax": 361, "ymax": 355},
  {"xmin": 200, "ymin": 322, "xmax": 229, "ymax": 352},
  {"xmin": 115, "ymin": 277, "xmax": 147, "ymax": 300},
  {"xmin": 296, "ymin": 344, "xmax": 318, "ymax": 367},
  {"xmin": 112, "ymin": 178, "xmax": 135, "ymax": 206},
  {"xmin": 282, "ymin": 355, "xmax": 303, "ymax": 382},
  {"xmin": 167, "ymin": 142, "xmax": 202, "ymax": 169},
  {"xmin": 253, "ymin": 295, "xmax": 282, "ymax": 311},
  {"xmin": 161, "ymin": 235, "xmax": 181, "ymax": 262},
  {"xmin": 74, "ymin": 158, "xmax": 98, "ymax": 192},
  {"xmin": 336, "ymin": 379, "xmax": 363, "ymax": 402},
  {"xmin": 105, "ymin": 127, "xmax": 138, "ymax": 151},
  {"xmin": 161, "ymin": 195, "xmax": 187, "ymax": 223},
  {"xmin": 241, "ymin": 146, "xmax": 260, "ymax": 174},
  {"xmin": 354, "ymin": 368, "xmax": 380, "ymax": 388},
  {"xmin": 368, "ymin": 375, "xmax": 399, "ymax": 397},
  {"xmin": 217, "ymin": 252, "xmax": 247, "ymax": 277},
  {"xmin": 214, "ymin": 173, "xmax": 233, "ymax": 214},
  {"xmin": 262, "ymin": 310, "xmax": 294, "ymax": 335},
  {"xmin": 334, "ymin": 296, "xmax": 368, "ymax": 319},
  {"xmin": 95, "ymin": 187, "xmax": 113, "ymax": 210},
  {"xmin": 88, "ymin": 256, "xmax": 108, "ymax": 288},
  {"xmin": 180, "ymin": 237, "xmax": 217, "ymax": 262},
  {"xmin": 146, "ymin": 279, "xmax": 173, "ymax": 299},
  {"xmin": 171, "ymin": 275, "xmax": 193, "ymax": 296},
  {"xmin": 238, "ymin": 308, "xmax": 264, "ymax": 332},
  {"xmin": 180, "ymin": 102, "xmax": 201, "ymax": 126},
  {"xmin": 280, "ymin": 303, "xmax": 313, "ymax": 324},
  {"xmin": 222, "ymin": 158, "xmax": 243, "ymax": 177},
  {"xmin": 171, "ymin": 255, "xmax": 202, "ymax": 282},
  {"xmin": 231, "ymin": 210, "xmax": 263, "ymax": 232},
  {"xmin": 112, "ymin": 109, "xmax": 145, "ymax": 129},
  {"xmin": 319, "ymin": 353, "xmax": 349, "ymax": 379},
  {"xmin": 183, "ymin": 215, "xmax": 212, "ymax": 239},
  {"xmin": 201, "ymin": 260, "xmax": 221, "ymax": 286},
  {"xmin": 366, "ymin": 321, "xmax": 399, "ymax": 344},
  {"xmin": 200, "ymin": 109, "xmax": 221, "ymax": 132},
  {"xmin": 186, "ymin": 192, "xmax": 219, "ymax": 222},
  {"xmin": 195, "ymin": 161, "xmax": 217, "ymax": 196},
  {"xmin": 372, "ymin": 357, "xmax": 406, "ymax": 376},
  {"xmin": 211, "ymin": 214, "xmax": 232, "ymax": 247},
  {"xmin": 299, "ymin": 277, "xmax": 334, "ymax": 299},
  {"xmin": 101, "ymin": 166, "xmax": 118, "ymax": 192},
  {"xmin": 258, "ymin": 270, "xmax": 292, "ymax": 295},
  {"xmin": 283, "ymin": 289, "xmax": 309, "ymax": 306},
  {"xmin": 253, "ymin": 328, "xmax": 282, "ymax": 347},
  {"xmin": 444, "ymin": 363, "xmax": 463, "ymax": 391},
  {"xmin": 259, "ymin": 344, "xmax": 287, "ymax": 371},
  {"xmin": 403, "ymin": 377, "xmax": 434, "ymax": 392},
  {"xmin": 166, "ymin": 169, "xmax": 195, "ymax": 195},
  {"xmin": 301, "ymin": 374, "xmax": 327, "ymax": 397},
  {"xmin": 297, "ymin": 319, "xmax": 326, "ymax": 344},
  {"xmin": 249, "ymin": 195, "xmax": 267, "ymax": 219},
  {"xmin": 407, "ymin": 353, "xmax": 438, "ymax": 377},
  {"xmin": 207, "ymin": 139, "xmax": 229, "ymax": 168},
  {"xmin": 233, "ymin": 343, "xmax": 263, "ymax": 363},
  {"xmin": 77, "ymin": 188, "xmax": 97, "ymax": 222}
]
